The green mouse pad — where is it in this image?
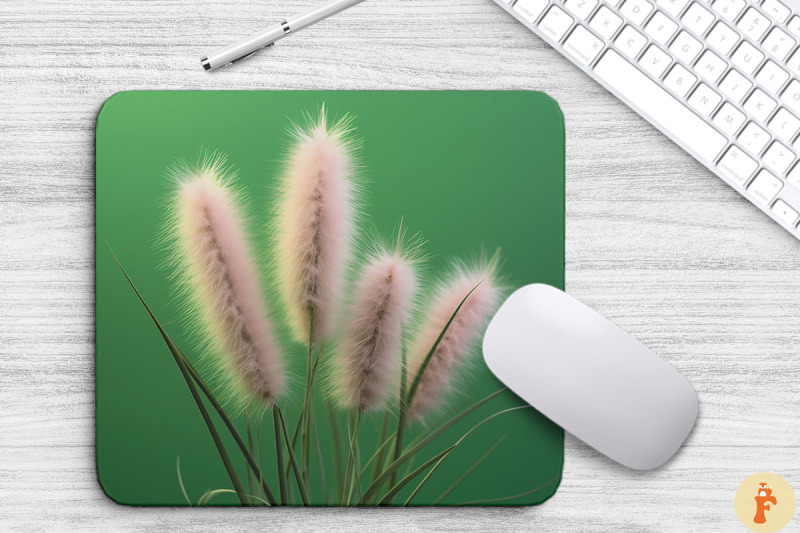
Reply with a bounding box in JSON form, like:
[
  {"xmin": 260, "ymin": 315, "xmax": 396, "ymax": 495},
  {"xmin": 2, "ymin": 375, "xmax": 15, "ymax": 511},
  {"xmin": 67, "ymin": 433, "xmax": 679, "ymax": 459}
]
[{"xmin": 95, "ymin": 91, "xmax": 565, "ymax": 506}]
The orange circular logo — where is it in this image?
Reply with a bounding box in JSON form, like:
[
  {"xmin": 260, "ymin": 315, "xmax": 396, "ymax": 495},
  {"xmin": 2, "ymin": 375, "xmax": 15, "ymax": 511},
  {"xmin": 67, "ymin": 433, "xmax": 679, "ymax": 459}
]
[{"xmin": 734, "ymin": 473, "xmax": 796, "ymax": 532}]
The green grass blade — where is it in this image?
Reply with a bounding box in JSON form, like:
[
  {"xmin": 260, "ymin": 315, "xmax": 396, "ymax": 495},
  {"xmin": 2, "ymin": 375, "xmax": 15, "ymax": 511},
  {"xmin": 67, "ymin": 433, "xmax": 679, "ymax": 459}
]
[
  {"xmin": 107, "ymin": 244, "xmax": 250, "ymax": 506},
  {"xmin": 403, "ymin": 408, "xmax": 526, "ymax": 507},
  {"xmin": 452, "ymin": 476, "xmax": 561, "ymax": 505},
  {"xmin": 176, "ymin": 456, "xmax": 191, "ymax": 505},
  {"xmin": 430, "ymin": 436, "xmax": 506, "ymax": 505},
  {"xmin": 312, "ymin": 401, "xmax": 328, "ymax": 504},
  {"xmin": 357, "ymin": 387, "xmax": 506, "ymax": 505},
  {"xmin": 276, "ymin": 405, "xmax": 311, "ymax": 505},
  {"xmin": 197, "ymin": 489, "xmax": 272, "ymax": 507},
  {"xmin": 360, "ymin": 428, "xmax": 397, "ymax": 479},
  {"xmin": 273, "ymin": 409, "xmax": 289, "ymax": 505},
  {"xmin": 180, "ymin": 356, "xmax": 278, "ymax": 505},
  {"xmin": 326, "ymin": 403, "xmax": 344, "ymax": 503},
  {"xmin": 389, "ymin": 284, "xmax": 480, "ymax": 490},
  {"xmin": 405, "ymin": 282, "xmax": 481, "ymax": 408},
  {"xmin": 376, "ymin": 445, "xmax": 456, "ymax": 506}
]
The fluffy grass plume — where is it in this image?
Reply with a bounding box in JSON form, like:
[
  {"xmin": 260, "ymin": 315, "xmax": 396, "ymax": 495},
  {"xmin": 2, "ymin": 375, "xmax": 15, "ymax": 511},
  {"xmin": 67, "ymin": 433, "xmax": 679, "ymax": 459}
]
[
  {"xmin": 406, "ymin": 254, "xmax": 501, "ymax": 423},
  {"xmin": 273, "ymin": 106, "xmax": 357, "ymax": 344},
  {"xmin": 333, "ymin": 239, "xmax": 418, "ymax": 412},
  {"xmin": 172, "ymin": 156, "xmax": 285, "ymax": 408}
]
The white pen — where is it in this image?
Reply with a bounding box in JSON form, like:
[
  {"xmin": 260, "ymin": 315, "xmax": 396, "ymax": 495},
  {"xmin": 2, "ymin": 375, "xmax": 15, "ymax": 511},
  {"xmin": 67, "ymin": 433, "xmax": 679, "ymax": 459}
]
[{"xmin": 201, "ymin": 0, "xmax": 367, "ymax": 71}]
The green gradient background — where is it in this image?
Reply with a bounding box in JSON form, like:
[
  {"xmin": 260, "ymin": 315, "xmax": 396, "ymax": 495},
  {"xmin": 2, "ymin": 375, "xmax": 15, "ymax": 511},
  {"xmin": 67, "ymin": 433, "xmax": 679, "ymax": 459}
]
[{"xmin": 95, "ymin": 91, "xmax": 565, "ymax": 506}]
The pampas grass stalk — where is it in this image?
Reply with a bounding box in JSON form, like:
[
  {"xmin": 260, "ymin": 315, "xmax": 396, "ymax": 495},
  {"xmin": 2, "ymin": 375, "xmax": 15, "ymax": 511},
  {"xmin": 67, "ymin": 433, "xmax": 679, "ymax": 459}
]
[
  {"xmin": 334, "ymin": 247, "xmax": 417, "ymax": 412},
  {"xmin": 274, "ymin": 107, "xmax": 357, "ymax": 344},
  {"xmin": 405, "ymin": 257, "xmax": 501, "ymax": 423},
  {"xmin": 273, "ymin": 107, "xmax": 357, "ymax": 490},
  {"xmin": 172, "ymin": 159, "xmax": 285, "ymax": 409}
]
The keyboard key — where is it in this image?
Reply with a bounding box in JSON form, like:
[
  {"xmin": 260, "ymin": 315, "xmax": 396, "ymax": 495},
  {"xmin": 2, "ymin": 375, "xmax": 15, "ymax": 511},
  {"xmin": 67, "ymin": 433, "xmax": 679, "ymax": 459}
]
[
  {"xmin": 670, "ymin": 31, "xmax": 703, "ymax": 64},
  {"xmin": 565, "ymin": 0, "xmax": 599, "ymax": 20},
  {"xmin": 762, "ymin": 27, "xmax": 795, "ymax": 61},
  {"xmin": 780, "ymin": 80, "xmax": 800, "ymax": 115},
  {"xmin": 786, "ymin": 49, "xmax": 800, "ymax": 78},
  {"xmin": 756, "ymin": 61, "xmax": 789, "ymax": 94},
  {"xmin": 682, "ymin": 3, "xmax": 715, "ymax": 36},
  {"xmin": 719, "ymin": 69, "xmax": 752, "ymax": 103},
  {"xmin": 639, "ymin": 44, "xmax": 672, "ymax": 77},
  {"xmin": 645, "ymin": 12, "xmax": 678, "ymax": 45},
  {"xmin": 787, "ymin": 16, "xmax": 800, "ymax": 39},
  {"xmin": 688, "ymin": 83, "xmax": 722, "ymax": 115},
  {"xmin": 656, "ymin": 0, "xmax": 689, "ymax": 17},
  {"xmin": 594, "ymin": 50, "xmax": 727, "ymax": 161},
  {"xmin": 620, "ymin": 0, "xmax": 654, "ymax": 24},
  {"xmin": 539, "ymin": 6, "xmax": 575, "ymax": 41},
  {"xmin": 771, "ymin": 199, "xmax": 799, "ymax": 224},
  {"xmin": 768, "ymin": 108, "xmax": 800, "ymax": 142},
  {"xmin": 706, "ymin": 21, "xmax": 738, "ymax": 55},
  {"xmin": 711, "ymin": 0, "xmax": 745, "ymax": 22},
  {"xmin": 737, "ymin": 8, "xmax": 771, "ymax": 42},
  {"xmin": 515, "ymin": 0, "xmax": 549, "ymax": 22},
  {"xmin": 748, "ymin": 169, "xmax": 783, "ymax": 204},
  {"xmin": 718, "ymin": 145, "xmax": 758, "ymax": 184},
  {"xmin": 738, "ymin": 122, "xmax": 770, "ymax": 154},
  {"xmin": 590, "ymin": 6, "xmax": 624, "ymax": 39},
  {"xmin": 743, "ymin": 89, "xmax": 777, "ymax": 121},
  {"xmin": 713, "ymin": 103, "xmax": 746, "ymax": 135},
  {"xmin": 763, "ymin": 141, "xmax": 795, "ymax": 173},
  {"xmin": 763, "ymin": 0, "xmax": 791, "ymax": 23},
  {"xmin": 694, "ymin": 50, "xmax": 727, "ymax": 83},
  {"xmin": 787, "ymin": 163, "xmax": 800, "ymax": 187},
  {"xmin": 615, "ymin": 25, "xmax": 648, "ymax": 58},
  {"xmin": 664, "ymin": 63, "xmax": 697, "ymax": 96},
  {"xmin": 731, "ymin": 41, "xmax": 765, "ymax": 75},
  {"xmin": 565, "ymin": 25, "xmax": 605, "ymax": 65}
]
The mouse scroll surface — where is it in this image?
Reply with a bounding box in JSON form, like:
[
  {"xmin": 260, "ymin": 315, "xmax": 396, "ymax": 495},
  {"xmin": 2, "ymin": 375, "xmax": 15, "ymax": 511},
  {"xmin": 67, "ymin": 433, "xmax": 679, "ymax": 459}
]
[{"xmin": 483, "ymin": 284, "xmax": 698, "ymax": 470}]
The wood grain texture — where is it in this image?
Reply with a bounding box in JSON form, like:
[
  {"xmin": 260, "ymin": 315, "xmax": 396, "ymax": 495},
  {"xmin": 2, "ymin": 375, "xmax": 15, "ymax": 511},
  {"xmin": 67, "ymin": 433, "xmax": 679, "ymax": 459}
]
[{"xmin": 2, "ymin": 0, "xmax": 800, "ymax": 531}]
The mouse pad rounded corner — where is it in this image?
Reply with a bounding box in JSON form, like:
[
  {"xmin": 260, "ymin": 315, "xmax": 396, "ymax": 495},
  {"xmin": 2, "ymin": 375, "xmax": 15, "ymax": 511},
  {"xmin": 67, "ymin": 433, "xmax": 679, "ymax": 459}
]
[{"xmin": 95, "ymin": 90, "xmax": 565, "ymax": 507}]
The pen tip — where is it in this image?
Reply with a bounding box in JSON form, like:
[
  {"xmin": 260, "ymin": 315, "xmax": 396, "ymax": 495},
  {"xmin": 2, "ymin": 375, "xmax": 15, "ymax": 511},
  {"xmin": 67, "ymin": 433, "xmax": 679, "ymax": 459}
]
[{"xmin": 201, "ymin": 57, "xmax": 211, "ymax": 71}]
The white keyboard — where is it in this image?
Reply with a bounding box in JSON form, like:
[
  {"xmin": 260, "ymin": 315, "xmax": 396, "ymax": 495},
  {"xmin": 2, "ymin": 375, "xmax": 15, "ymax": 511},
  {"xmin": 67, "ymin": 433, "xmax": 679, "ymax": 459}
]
[{"xmin": 496, "ymin": 0, "xmax": 800, "ymax": 238}]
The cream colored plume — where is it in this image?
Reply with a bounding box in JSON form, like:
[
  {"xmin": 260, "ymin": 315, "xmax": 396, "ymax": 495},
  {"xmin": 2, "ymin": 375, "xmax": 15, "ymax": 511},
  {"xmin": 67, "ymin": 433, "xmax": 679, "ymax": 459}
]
[{"xmin": 173, "ymin": 158, "xmax": 284, "ymax": 407}]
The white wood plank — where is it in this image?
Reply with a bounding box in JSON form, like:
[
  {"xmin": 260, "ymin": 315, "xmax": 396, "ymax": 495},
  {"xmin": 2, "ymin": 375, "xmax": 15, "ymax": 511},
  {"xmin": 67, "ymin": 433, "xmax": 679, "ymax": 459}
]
[{"xmin": 2, "ymin": 0, "xmax": 800, "ymax": 531}]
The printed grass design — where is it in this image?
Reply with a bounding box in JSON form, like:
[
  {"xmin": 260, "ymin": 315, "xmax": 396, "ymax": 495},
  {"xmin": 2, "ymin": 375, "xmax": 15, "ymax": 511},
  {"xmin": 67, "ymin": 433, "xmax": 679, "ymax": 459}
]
[{"xmin": 109, "ymin": 107, "xmax": 557, "ymax": 506}]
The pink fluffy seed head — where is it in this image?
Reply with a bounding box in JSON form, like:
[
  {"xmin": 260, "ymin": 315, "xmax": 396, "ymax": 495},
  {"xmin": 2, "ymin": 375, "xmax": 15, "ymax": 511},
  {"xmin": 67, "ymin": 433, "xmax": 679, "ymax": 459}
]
[
  {"xmin": 173, "ymin": 159, "xmax": 285, "ymax": 409},
  {"xmin": 406, "ymin": 256, "xmax": 502, "ymax": 424},
  {"xmin": 273, "ymin": 107, "xmax": 357, "ymax": 344},
  {"xmin": 334, "ymin": 249, "xmax": 417, "ymax": 412}
]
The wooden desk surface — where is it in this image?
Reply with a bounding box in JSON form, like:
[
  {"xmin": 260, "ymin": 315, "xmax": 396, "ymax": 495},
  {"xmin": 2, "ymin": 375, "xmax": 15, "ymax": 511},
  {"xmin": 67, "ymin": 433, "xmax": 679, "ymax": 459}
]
[{"xmin": 2, "ymin": 0, "xmax": 799, "ymax": 530}]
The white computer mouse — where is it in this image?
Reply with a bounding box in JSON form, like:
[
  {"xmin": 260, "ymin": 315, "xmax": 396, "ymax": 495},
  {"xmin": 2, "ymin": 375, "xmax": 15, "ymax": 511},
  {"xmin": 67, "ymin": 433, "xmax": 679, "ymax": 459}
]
[{"xmin": 483, "ymin": 284, "xmax": 698, "ymax": 470}]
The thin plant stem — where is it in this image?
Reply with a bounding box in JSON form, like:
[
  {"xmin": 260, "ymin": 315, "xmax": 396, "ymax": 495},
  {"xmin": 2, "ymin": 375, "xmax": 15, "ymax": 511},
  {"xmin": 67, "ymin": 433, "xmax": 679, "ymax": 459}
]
[
  {"xmin": 342, "ymin": 411, "xmax": 354, "ymax": 503},
  {"xmin": 300, "ymin": 311, "xmax": 316, "ymax": 491},
  {"xmin": 370, "ymin": 412, "xmax": 391, "ymax": 485},
  {"xmin": 273, "ymin": 408, "xmax": 289, "ymax": 505},
  {"xmin": 388, "ymin": 286, "xmax": 478, "ymax": 491},
  {"xmin": 376, "ymin": 446, "xmax": 456, "ymax": 506},
  {"xmin": 346, "ymin": 411, "xmax": 363, "ymax": 504},
  {"xmin": 246, "ymin": 415, "xmax": 258, "ymax": 498},
  {"xmin": 276, "ymin": 405, "xmax": 311, "ymax": 505},
  {"xmin": 327, "ymin": 403, "xmax": 344, "ymax": 502},
  {"xmin": 176, "ymin": 456, "xmax": 191, "ymax": 505},
  {"xmin": 403, "ymin": 407, "xmax": 529, "ymax": 506},
  {"xmin": 311, "ymin": 400, "xmax": 328, "ymax": 504},
  {"xmin": 356, "ymin": 388, "xmax": 506, "ymax": 505},
  {"xmin": 181, "ymin": 353, "xmax": 278, "ymax": 505},
  {"xmin": 431, "ymin": 435, "xmax": 506, "ymax": 505}
]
